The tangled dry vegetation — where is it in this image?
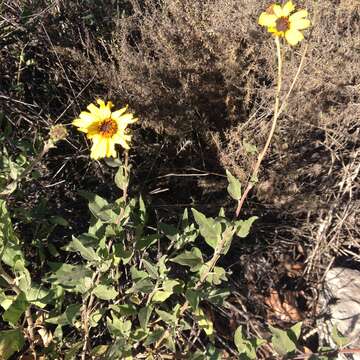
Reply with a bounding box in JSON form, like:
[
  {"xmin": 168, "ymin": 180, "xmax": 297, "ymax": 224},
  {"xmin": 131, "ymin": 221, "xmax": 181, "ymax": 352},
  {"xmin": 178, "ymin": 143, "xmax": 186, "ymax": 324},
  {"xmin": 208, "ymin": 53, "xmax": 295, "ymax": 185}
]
[{"xmin": 0, "ymin": 0, "xmax": 359, "ymax": 357}]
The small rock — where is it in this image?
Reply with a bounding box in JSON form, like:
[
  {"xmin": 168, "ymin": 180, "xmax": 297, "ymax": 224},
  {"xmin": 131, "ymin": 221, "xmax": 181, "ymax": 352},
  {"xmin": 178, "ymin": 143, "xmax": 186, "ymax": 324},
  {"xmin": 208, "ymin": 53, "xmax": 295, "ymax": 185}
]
[{"xmin": 319, "ymin": 267, "xmax": 360, "ymax": 360}]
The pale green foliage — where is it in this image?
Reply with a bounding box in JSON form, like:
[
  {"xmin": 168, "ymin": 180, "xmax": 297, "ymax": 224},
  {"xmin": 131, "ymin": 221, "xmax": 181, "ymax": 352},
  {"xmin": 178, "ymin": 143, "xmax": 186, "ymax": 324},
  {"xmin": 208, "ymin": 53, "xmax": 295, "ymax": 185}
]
[{"xmin": 0, "ymin": 159, "xmax": 259, "ymax": 358}]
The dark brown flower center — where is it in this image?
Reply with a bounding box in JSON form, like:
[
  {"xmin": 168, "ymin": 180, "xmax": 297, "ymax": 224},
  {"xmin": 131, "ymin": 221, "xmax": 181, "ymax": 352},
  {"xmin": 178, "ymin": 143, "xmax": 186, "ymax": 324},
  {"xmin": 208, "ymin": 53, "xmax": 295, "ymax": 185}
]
[
  {"xmin": 98, "ymin": 119, "xmax": 117, "ymax": 137},
  {"xmin": 276, "ymin": 17, "xmax": 290, "ymax": 32}
]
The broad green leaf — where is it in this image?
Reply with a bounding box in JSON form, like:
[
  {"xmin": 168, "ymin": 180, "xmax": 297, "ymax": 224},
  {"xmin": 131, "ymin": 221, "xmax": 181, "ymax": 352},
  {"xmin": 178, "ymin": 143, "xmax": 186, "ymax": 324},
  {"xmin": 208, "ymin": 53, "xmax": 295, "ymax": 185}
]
[
  {"xmin": 195, "ymin": 308, "xmax": 213, "ymax": 336},
  {"xmin": 107, "ymin": 312, "xmax": 132, "ymax": 338},
  {"xmin": 46, "ymin": 304, "xmax": 82, "ymax": 326},
  {"xmin": 91, "ymin": 344, "xmax": 109, "ymax": 357},
  {"xmin": 291, "ymin": 322, "xmax": 302, "ymax": 340},
  {"xmin": 170, "ymin": 247, "xmax": 203, "ymax": 272},
  {"xmin": 192, "ymin": 209, "xmax": 221, "ymax": 250},
  {"xmin": 14, "ymin": 260, "xmax": 31, "ymax": 292},
  {"xmin": 47, "ymin": 262, "xmax": 93, "ymax": 293},
  {"xmin": 92, "ymin": 284, "xmax": 118, "ymax": 301},
  {"xmin": 159, "ymin": 223, "xmax": 179, "ymax": 242},
  {"xmin": 185, "ymin": 289, "xmax": 200, "ymax": 310},
  {"xmin": 151, "ymin": 291, "xmax": 172, "ymax": 303},
  {"xmin": 143, "ymin": 327, "xmax": 165, "ymax": 346},
  {"xmin": 155, "ymin": 309, "xmax": 177, "ymax": 325},
  {"xmin": 236, "ymin": 216, "xmax": 258, "ymax": 238},
  {"xmin": 162, "ymin": 279, "xmax": 181, "ymax": 292},
  {"xmin": 64, "ymin": 341, "xmax": 82, "ymax": 360},
  {"xmin": 89, "ymin": 309, "xmax": 105, "ymax": 328},
  {"xmin": 269, "ymin": 325, "xmax": 297, "ymax": 356},
  {"xmin": 331, "ymin": 325, "xmax": 350, "ymax": 347},
  {"xmin": 243, "ymin": 140, "xmax": 258, "ymax": 155},
  {"xmin": 114, "ymin": 243, "xmax": 133, "ymax": 265},
  {"xmin": 226, "ymin": 170, "xmax": 242, "ymax": 200},
  {"xmin": 79, "ymin": 191, "xmax": 116, "ymax": 223},
  {"xmin": 138, "ymin": 305, "xmax": 153, "ymax": 330},
  {"xmin": 0, "ymin": 328, "xmax": 25, "ymax": 360},
  {"xmin": 64, "ymin": 236, "xmax": 101, "ymax": 262},
  {"xmin": 3, "ymin": 292, "xmax": 28, "ymax": 325},
  {"xmin": 109, "ymin": 303, "xmax": 138, "ymax": 316},
  {"xmin": 201, "ymin": 265, "xmax": 227, "ymax": 285},
  {"xmin": 133, "ymin": 278, "xmax": 154, "ymax": 293},
  {"xmin": 234, "ymin": 326, "xmax": 265, "ymax": 359},
  {"xmin": 115, "ymin": 166, "xmax": 128, "ymax": 191},
  {"xmin": 135, "ymin": 234, "xmax": 159, "ymax": 250},
  {"xmin": 0, "ymin": 200, "xmax": 24, "ymax": 267},
  {"xmin": 142, "ymin": 259, "xmax": 158, "ymax": 279}
]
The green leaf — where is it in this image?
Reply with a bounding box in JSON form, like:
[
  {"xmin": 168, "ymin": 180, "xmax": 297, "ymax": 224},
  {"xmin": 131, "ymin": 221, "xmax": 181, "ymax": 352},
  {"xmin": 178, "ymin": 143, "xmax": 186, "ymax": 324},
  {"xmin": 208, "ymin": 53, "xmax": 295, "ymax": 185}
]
[
  {"xmin": 46, "ymin": 304, "xmax": 82, "ymax": 326},
  {"xmin": 192, "ymin": 209, "xmax": 221, "ymax": 250},
  {"xmin": 331, "ymin": 325, "xmax": 350, "ymax": 347},
  {"xmin": 143, "ymin": 327, "xmax": 165, "ymax": 346},
  {"xmin": 0, "ymin": 328, "xmax": 25, "ymax": 360},
  {"xmin": 151, "ymin": 291, "xmax": 172, "ymax": 303},
  {"xmin": 113, "ymin": 243, "xmax": 133, "ymax": 265},
  {"xmin": 64, "ymin": 236, "xmax": 101, "ymax": 262},
  {"xmin": 234, "ymin": 326, "xmax": 265, "ymax": 359},
  {"xmin": 243, "ymin": 140, "xmax": 258, "ymax": 155},
  {"xmin": 162, "ymin": 279, "xmax": 180, "ymax": 292},
  {"xmin": 142, "ymin": 259, "xmax": 158, "ymax": 279},
  {"xmin": 107, "ymin": 312, "xmax": 132, "ymax": 338},
  {"xmin": 89, "ymin": 309, "xmax": 105, "ymax": 328},
  {"xmin": 47, "ymin": 262, "xmax": 93, "ymax": 294},
  {"xmin": 171, "ymin": 247, "xmax": 203, "ymax": 272},
  {"xmin": 195, "ymin": 308, "xmax": 213, "ymax": 336},
  {"xmin": 138, "ymin": 305, "xmax": 153, "ymax": 330},
  {"xmin": 155, "ymin": 309, "xmax": 177, "ymax": 325},
  {"xmin": 226, "ymin": 170, "xmax": 242, "ymax": 200},
  {"xmin": 91, "ymin": 344, "xmax": 109, "ymax": 357},
  {"xmin": 185, "ymin": 289, "xmax": 200, "ymax": 310},
  {"xmin": 269, "ymin": 325, "xmax": 297, "ymax": 356},
  {"xmin": 0, "ymin": 200, "xmax": 24, "ymax": 267},
  {"xmin": 235, "ymin": 216, "xmax": 258, "ymax": 238},
  {"xmin": 291, "ymin": 322, "xmax": 302, "ymax": 340},
  {"xmin": 134, "ymin": 278, "xmax": 154, "ymax": 293},
  {"xmin": 64, "ymin": 341, "xmax": 83, "ymax": 360},
  {"xmin": 2, "ymin": 292, "xmax": 28, "ymax": 325},
  {"xmin": 135, "ymin": 234, "xmax": 159, "ymax": 250},
  {"xmin": 92, "ymin": 284, "xmax": 118, "ymax": 301},
  {"xmin": 201, "ymin": 265, "xmax": 227, "ymax": 285},
  {"xmin": 114, "ymin": 165, "xmax": 129, "ymax": 191},
  {"xmin": 79, "ymin": 191, "xmax": 116, "ymax": 223}
]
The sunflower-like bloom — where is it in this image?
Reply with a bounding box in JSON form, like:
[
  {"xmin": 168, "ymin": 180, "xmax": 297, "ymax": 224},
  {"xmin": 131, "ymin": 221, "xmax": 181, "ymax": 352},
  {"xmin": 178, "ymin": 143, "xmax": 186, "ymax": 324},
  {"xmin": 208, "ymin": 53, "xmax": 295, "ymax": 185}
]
[
  {"xmin": 258, "ymin": 1, "xmax": 310, "ymax": 46},
  {"xmin": 73, "ymin": 100, "xmax": 138, "ymax": 160}
]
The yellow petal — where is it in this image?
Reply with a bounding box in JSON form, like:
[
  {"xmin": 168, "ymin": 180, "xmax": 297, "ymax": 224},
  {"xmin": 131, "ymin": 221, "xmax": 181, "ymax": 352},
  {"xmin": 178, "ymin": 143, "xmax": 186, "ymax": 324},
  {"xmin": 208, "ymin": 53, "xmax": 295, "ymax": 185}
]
[
  {"xmin": 258, "ymin": 12, "xmax": 277, "ymax": 27},
  {"xmin": 268, "ymin": 26, "xmax": 282, "ymax": 36},
  {"xmin": 106, "ymin": 139, "xmax": 116, "ymax": 157},
  {"xmin": 96, "ymin": 99, "xmax": 106, "ymax": 108},
  {"xmin": 291, "ymin": 18, "xmax": 310, "ymax": 30},
  {"xmin": 90, "ymin": 137, "xmax": 107, "ymax": 159},
  {"xmin": 282, "ymin": 1, "xmax": 295, "ymax": 17},
  {"xmin": 87, "ymin": 103, "xmax": 102, "ymax": 119},
  {"xmin": 99, "ymin": 106, "xmax": 111, "ymax": 119},
  {"xmin": 289, "ymin": 9, "xmax": 308, "ymax": 22},
  {"xmin": 272, "ymin": 4, "xmax": 283, "ymax": 17},
  {"xmin": 72, "ymin": 118, "xmax": 90, "ymax": 129},
  {"xmin": 111, "ymin": 106, "xmax": 129, "ymax": 119},
  {"xmin": 285, "ymin": 28, "xmax": 304, "ymax": 45}
]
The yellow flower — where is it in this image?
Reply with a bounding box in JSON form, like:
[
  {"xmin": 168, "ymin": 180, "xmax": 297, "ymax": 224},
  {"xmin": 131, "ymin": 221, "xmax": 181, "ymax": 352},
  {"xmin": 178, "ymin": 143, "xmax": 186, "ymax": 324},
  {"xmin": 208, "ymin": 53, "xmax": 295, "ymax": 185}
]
[
  {"xmin": 258, "ymin": 1, "xmax": 310, "ymax": 45},
  {"xmin": 73, "ymin": 99, "xmax": 138, "ymax": 160}
]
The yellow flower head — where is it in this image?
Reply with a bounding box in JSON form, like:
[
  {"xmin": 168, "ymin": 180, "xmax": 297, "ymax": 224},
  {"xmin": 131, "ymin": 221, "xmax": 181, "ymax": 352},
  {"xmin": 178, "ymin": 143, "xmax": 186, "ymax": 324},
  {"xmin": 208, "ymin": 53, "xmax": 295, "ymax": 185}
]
[
  {"xmin": 258, "ymin": 1, "xmax": 310, "ymax": 45},
  {"xmin": 73, "ymin": 99, "xmax": 138, "ymax": 160}
]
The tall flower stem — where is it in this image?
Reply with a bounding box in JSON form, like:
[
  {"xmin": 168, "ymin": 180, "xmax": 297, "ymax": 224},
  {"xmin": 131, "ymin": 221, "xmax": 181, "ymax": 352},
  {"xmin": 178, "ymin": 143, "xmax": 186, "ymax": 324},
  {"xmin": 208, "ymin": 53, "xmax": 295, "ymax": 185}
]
[{"xmin": 235, "ymin": 37, "xmax": 283, "ymax": 218}]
